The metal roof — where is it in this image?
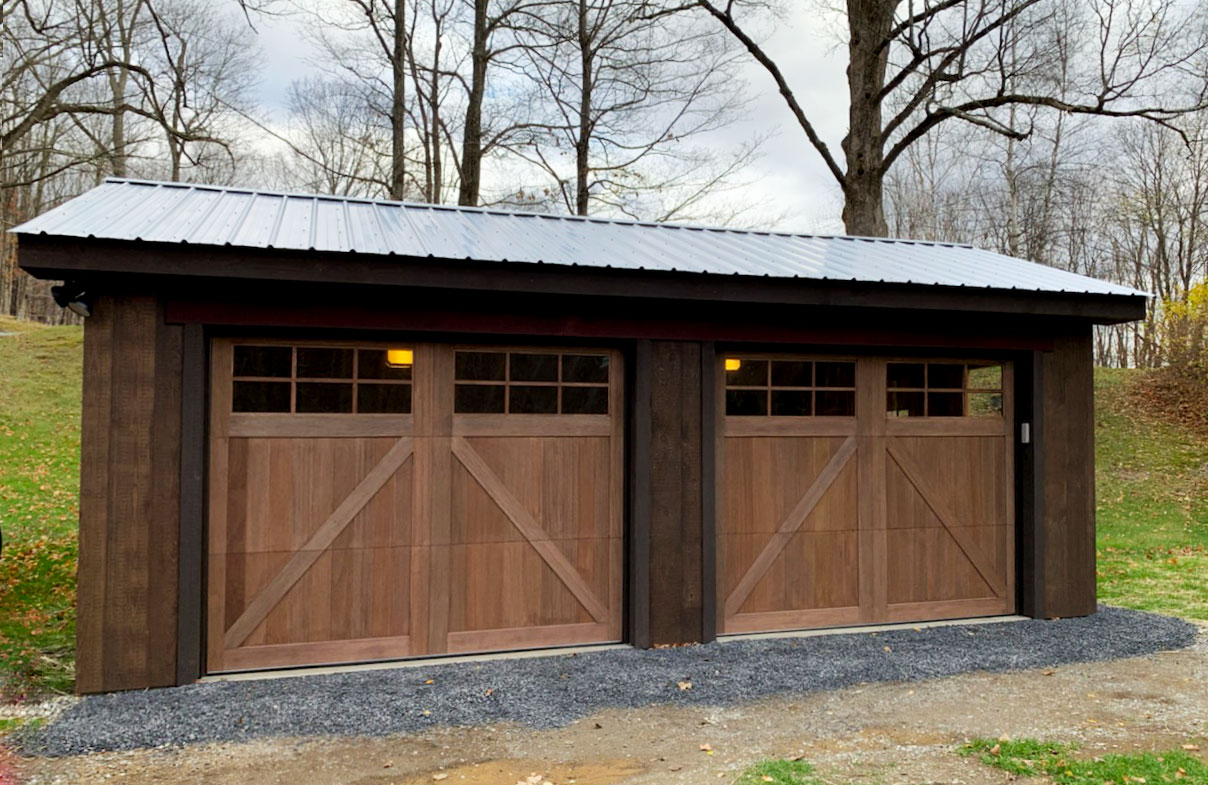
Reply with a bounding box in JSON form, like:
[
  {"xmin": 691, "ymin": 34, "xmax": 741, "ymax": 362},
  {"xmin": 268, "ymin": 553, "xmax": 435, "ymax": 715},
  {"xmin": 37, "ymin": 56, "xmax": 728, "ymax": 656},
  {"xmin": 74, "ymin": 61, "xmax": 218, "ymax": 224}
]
[{"xmin": 12, "ymin": 178, "xmax": 1145, "ymax": 297}]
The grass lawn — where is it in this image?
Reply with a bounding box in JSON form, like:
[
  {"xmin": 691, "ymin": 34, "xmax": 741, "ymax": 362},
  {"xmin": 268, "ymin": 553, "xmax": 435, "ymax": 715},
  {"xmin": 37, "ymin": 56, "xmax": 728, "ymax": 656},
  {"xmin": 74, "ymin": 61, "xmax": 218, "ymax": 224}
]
[
  {"xmin": 960, "ymin": 738, "xmax": 1208, "ymax": 785},
  {"xmin": 0, "ymin": 316, "xmax": 81, "ymax": 699},
  {"xmin": 1095, "ymin": 368, "xmax": 1208, "ymax": 621},
  {"xmin": 0, "ymin": 317, "xmax": 1204, "ymax": 701}
]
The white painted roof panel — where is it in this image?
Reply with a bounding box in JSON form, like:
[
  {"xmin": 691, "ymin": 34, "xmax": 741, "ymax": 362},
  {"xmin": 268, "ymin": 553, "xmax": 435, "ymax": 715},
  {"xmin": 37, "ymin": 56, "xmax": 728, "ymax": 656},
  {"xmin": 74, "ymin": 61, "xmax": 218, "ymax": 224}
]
[{"xmin": 11, "ymin": 178, "xmax": 1146, "ymax": 297}]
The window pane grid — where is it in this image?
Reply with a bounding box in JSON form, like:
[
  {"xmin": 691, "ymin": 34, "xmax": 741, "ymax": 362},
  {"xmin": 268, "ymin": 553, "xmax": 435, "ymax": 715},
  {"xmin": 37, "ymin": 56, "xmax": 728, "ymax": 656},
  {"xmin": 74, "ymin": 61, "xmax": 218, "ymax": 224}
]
[
  {"xmin": 886, "ymin": 362, "xmax": 1003, "ymax": 418},
  {"xmin": 232, "ymin": 344, "xmax": 412, "ymax": 414},
  {"xmin": 454, "ymin": 350, "xmax": 609, "ymax": 414},
  {"xmin": 724, "ymin": 358, "xmax": 856, "ymax": 418}
]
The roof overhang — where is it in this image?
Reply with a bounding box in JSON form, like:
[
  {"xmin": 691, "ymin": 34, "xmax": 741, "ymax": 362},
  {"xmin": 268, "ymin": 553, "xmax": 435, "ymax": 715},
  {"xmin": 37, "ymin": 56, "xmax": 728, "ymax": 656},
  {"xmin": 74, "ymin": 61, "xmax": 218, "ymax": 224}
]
[{"xmin": 17, "ymin": 235, "xmax": 1148, "ymax": 325}]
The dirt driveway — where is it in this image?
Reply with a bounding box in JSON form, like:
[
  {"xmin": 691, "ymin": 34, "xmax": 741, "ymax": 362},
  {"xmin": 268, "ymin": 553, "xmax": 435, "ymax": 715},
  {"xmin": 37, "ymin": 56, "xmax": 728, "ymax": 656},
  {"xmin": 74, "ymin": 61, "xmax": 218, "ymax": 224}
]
[{"xmin": 13, "ymin": 631, "xmax": 1208, "ymax": 785}]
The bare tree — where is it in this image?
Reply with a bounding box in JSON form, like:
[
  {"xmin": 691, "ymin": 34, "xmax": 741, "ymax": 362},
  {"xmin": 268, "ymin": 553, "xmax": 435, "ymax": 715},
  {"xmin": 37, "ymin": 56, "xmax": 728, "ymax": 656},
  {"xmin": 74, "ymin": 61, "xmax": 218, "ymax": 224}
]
[
  {"xmin": 143, "ymin": 0, "xmax": 260, "ymax": 181},
  {"xmin": 696, "ymin": 0, "xmax": 1208, "ymax": 236},
  {"xmin": 508, "ymin": 0, "xmax": 750, "ymax": 217}
]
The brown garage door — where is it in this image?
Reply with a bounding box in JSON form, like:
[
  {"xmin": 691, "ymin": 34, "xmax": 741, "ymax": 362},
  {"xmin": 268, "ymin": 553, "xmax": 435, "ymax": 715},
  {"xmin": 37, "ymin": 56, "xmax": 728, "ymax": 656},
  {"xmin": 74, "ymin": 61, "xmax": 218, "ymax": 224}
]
[
  {"xmin": 718, "ymin": 355, "xmax": 1014, "ymax": 635},
  {"xmin": 207, "ymin": 340, "xmax": 623, "ymax": 673}
]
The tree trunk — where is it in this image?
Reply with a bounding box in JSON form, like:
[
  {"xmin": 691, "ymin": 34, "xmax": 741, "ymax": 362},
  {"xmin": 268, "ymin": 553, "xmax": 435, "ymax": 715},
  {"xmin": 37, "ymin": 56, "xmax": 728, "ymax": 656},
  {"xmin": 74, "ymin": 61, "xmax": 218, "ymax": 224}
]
[
  {"xmin": 575, "ymin": 0, "xmax": 592, "ymax": 216},
  {"xmin": 458, "ymin": 0, "xmax": 489, "ymax": 206},
  {"xmin": 840, "ymin": 0, "xmax": 892, "ymax": 237},
  {"xmin": 390, "ymin": 0, "xmax": 407, "ymax": 200},
  {"xmin": 430, "ymin": 30, "xmax": 443, "ymax": 203}
]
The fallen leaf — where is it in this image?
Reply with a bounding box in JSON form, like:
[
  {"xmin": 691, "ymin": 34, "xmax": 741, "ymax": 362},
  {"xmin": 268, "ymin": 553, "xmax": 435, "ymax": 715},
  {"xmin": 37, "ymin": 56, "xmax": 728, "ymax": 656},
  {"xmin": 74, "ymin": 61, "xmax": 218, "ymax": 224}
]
[
  {"xmin": 678, "ymin": 680, "xmax": 693, "ymax": 691},
  {"xmin": 424, "ymin": 679, "xmax": 435, "ymax": 685},
  {"xmin": 383, "ymin": 762, "xmax": 393, "ymax": 769},
  {"xmin": 999, "ymin": 733, "xmax": 1012, "ymax": 742},
  {"xmin": 990, "ymin": 744, "xmax": 1002, "ymax": 756},
  {"xmin": 1182, "ymin": 745, "xmax": 1200, "ymax": 752},
  {"xmin": 883, "ymin": 646, "xmax": 892, "ymax": 653},
  {"xmin": 762, "ymin": 777, "xmax": 775, "ymax": 782},
  {"xmin": 700, "ymin": 743, "xmax": 713, "ymax": 754},
  {"xmin": 484, "ymin": 688, "xmax": 495, "ymax": 697},
  {"xmin": 432, "ymin": 774, "xmax": 448, "ymax": 781},
  {"xmin": 1043, "ymin": 669, "xmax": 1056, "ymax": 676}
]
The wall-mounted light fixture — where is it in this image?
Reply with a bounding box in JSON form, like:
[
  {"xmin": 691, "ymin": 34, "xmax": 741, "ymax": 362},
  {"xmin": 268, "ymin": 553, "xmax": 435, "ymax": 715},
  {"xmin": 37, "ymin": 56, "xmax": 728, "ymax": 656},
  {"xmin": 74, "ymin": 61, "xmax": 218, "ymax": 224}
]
[
  {"xmin": 51, "ymin": 281, "xmax": 94, "ymax": 318},
  {"xmin": 386, "ymin": 348, "xmax": 414, "ymax": 367}
]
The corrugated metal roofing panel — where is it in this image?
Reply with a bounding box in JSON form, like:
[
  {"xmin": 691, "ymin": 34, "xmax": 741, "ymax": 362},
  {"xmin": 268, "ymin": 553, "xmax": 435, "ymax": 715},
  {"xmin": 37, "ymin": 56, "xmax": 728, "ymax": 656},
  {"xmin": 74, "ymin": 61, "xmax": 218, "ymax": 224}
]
[{"xmin": 10, "ymin": 178, "xmax": 1147, "ymax": 297}]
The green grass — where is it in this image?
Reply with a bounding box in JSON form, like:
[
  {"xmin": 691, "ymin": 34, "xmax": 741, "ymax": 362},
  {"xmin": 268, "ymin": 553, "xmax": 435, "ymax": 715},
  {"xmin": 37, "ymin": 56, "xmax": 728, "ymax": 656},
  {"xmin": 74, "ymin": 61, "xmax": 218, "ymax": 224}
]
[
  {"xmin": 0, "ymin": 316, "xmax": 82, "ymax": 699},
  {"xmin": 959, "ymin": 738, "xmax": 1076, "ymax": 775},
  {"xmin": 1095, "ymin": 368, "xmax": 1208, "ymax": 621},
  {"xmin": 961, "ymin": 738, "xmax": 1208, "ymax": 785},
  {"xmin": 734, "ymin": 759, "xmax": 823, "ymax": 785}
]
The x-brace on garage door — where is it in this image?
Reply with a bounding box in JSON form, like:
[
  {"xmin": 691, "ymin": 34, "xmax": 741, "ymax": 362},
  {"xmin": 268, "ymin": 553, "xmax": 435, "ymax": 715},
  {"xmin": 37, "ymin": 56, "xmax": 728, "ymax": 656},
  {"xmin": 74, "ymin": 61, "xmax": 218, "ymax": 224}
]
[
  {"xmin": 207, "ymin": 340, "xmax": 624, "ymax": 673},
  {"xmin": 718, "ymin": 355, "xmax": 1015, "ymax": 635}
]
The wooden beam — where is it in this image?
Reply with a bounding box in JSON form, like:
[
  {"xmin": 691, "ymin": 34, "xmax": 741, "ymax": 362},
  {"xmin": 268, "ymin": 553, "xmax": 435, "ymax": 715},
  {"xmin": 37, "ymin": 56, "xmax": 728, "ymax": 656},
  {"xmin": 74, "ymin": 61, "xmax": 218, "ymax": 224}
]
[{"xmin": 176, "ymin": 323, "xmax": 205, "ymax": 685}]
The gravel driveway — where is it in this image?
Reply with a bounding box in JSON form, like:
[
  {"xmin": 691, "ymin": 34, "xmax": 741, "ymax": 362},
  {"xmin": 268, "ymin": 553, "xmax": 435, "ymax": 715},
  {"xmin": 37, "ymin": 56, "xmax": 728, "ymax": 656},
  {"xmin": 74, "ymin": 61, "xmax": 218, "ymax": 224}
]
[{"xmin": 19, "ymin": 606, "xmax": 1195, "ymax": 756}]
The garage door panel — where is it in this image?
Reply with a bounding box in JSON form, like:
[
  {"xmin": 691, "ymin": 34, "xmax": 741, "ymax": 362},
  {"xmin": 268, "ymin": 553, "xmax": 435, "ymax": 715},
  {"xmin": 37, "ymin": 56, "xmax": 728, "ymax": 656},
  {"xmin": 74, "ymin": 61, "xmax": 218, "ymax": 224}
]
[
  {"xmin": 454, "ymin": 436, "xmax": 613, "ymax": 543},
  {"xmin": 719, "ymin": 355, "xmax": 1014, "ymax": 635},
  {"xmin": 329, "ymin": 546, "xmax": 412, "ymax": 640},
  {"xmin": 887, "ymin": 437, "xmax": 1005, "ymax": 526},
  {"xmin": 732, "ymin": 530, "xmax": 860, "ymax": 615},
  {"xmin": 448, "ymin": 539, "xmax": 607, "ymax": 632},
  {"xmin": 721, "ymin": 437, "xmax": 853, "ymax": 535},
  {"xmin": 887, "ymin": 527, "xmax": 1002, "ymax": 604},
  {"xmin": 337, "ymin": 456, "xmax": 414, "ymax": 549}
]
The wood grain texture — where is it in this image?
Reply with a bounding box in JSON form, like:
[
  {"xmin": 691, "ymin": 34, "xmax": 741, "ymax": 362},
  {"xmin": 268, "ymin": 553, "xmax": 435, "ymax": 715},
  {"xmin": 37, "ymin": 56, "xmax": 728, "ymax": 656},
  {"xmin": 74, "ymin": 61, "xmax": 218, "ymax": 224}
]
[
  {"xmin": 647, "ymin": 341, "xmax": 705, "ymax": 645},
  {"xmin": 723, "ymin": 436, "xmax": 857, "ymax": 618},
  {"xmin": 886, "ymin": 442, "xmax": 1007, "ymax": 596},
  {"xmin": 1039, "ymin": 332, "xmax": 1096, "ymax": 618},
  {"xmin": 76, "ymin": 296, "xmax": 182, "ymax": 693},
  {"xmin": 451, "ymin": 437, "xmax": 609, "ymax": 623},
  {"xmin": 221, "ymin": 437, "xmax": 415, "ymax": 649}
]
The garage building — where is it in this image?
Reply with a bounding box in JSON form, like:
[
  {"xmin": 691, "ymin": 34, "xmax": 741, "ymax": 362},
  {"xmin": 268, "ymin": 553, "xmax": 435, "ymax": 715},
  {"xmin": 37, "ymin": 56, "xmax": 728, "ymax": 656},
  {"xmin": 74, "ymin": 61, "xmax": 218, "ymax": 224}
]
[{"xmin": 13, "ymin": 179, "xmax": 1146, "ymax": 693}]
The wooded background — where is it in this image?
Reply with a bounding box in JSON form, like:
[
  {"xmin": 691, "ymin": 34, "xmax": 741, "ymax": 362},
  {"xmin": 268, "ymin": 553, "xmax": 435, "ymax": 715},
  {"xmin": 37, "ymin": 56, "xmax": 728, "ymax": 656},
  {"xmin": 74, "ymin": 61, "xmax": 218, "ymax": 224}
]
[{"xmin": 4, "ymin": 0, "xmax": 1208, "ymax": 366}]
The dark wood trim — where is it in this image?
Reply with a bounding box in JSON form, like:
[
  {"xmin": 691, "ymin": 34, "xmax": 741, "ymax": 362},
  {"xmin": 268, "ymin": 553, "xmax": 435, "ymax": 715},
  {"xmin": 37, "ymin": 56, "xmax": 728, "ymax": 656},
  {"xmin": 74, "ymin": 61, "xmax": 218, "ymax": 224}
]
[
  {"xmin": 18, "ymin": 237, "xmax": 1146, "ymax": 324},
  {"xmin": 699, "ymin": 341, "xmax": 717, "ymax": 644},
  {"xmin": 1022, "ymin": 350, "xmax": 1047, "ymax": 618},
  {"xmin": 176, "ymin": 324, "xmax": 206, "ymax": 685},
  {"xmin": 164, "ymin": 298, "xmax": 1062, "ymax": 349},
  {"xmin": 628, "ymin": 340, "xmax": 653, "ymax": 649}
]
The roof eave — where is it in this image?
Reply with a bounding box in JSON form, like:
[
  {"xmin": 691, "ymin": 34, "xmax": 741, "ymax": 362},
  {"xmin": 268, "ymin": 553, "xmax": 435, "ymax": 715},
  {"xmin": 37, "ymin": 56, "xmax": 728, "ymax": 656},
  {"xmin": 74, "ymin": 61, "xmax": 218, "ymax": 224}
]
[{"xmin": 15, "ymin": 235, "xmax": 1147, "ymax": 325}]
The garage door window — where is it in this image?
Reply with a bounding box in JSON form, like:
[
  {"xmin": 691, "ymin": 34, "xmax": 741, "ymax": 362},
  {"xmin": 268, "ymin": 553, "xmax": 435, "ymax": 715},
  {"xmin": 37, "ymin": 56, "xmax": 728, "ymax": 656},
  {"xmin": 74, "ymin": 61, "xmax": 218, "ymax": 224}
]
[
  {"xmin": 886, "ymin": 361, "xmax": 1003, "ymax": 417},
  {"xmin": 454, "ymin": 350, "xmax": 610, "ymax": 414},
  {"xmin": 231, "ymin": 344, "xmax": 412, "ymax": 413},
  {"xmin": 724, "ymin": 358, "xmax": 856, "ymax": 417}
]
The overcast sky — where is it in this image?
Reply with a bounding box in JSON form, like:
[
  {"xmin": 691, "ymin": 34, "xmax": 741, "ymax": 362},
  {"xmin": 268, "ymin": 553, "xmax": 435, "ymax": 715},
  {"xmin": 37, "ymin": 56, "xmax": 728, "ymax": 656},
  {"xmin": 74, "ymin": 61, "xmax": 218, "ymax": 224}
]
[{"xmin": 248, "ymin": 7, "xmax": 852, "ymax": 233}]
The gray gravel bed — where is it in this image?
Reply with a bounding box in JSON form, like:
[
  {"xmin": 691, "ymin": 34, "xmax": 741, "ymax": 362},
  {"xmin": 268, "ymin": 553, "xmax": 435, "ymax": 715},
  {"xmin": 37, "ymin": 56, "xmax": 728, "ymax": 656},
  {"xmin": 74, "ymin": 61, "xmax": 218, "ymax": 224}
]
[{"xmin": 18, "ymin": 606, "xmax": 1196, "ymax": 756}]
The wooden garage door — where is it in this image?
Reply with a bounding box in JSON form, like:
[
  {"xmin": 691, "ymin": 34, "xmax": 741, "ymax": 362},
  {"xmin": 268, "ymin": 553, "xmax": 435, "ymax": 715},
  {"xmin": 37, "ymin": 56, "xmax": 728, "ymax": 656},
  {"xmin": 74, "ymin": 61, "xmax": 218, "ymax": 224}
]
[
  {"xmin": 718, "ymin": 355, "xmax": 1014, "ymax": 635},
  {"xmin": 207, "ymin": 340, "xmax": 623, "ymax": 673}
]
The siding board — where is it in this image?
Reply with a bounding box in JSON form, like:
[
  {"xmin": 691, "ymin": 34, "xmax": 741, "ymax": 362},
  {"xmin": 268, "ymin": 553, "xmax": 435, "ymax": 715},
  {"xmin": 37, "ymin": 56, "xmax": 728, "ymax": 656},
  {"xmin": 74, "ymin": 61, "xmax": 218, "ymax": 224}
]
[
  {"xmin": 76, "ymin": 296, "xmax": 182, "ymax": 693},
  {"xmin": 1039, "ymin": 331, "xmax": 1095, "ymax": 617}
]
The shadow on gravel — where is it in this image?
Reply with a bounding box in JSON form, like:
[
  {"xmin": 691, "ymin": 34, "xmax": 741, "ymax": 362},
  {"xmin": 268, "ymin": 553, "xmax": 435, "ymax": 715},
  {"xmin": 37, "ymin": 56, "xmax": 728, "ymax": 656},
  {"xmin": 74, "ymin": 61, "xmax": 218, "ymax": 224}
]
[{"xmin": 18, "ymin": 605, "xmax": 1197, "ymax": 756}]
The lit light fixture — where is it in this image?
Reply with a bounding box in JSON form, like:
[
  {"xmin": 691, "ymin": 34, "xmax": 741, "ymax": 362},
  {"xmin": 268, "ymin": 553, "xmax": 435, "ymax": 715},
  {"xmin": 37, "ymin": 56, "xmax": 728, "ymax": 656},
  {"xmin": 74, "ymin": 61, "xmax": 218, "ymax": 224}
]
[
  {"xmin": 386, "ymin": 348, "xmax": 414, "ymax": 367},
  {"xmin": 724, "ymin": 358, "xmax": 741, "ymax": 372},
  {"xmin": 51, "ymin": 281, "xmax": 94, "ymax": 318}
]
